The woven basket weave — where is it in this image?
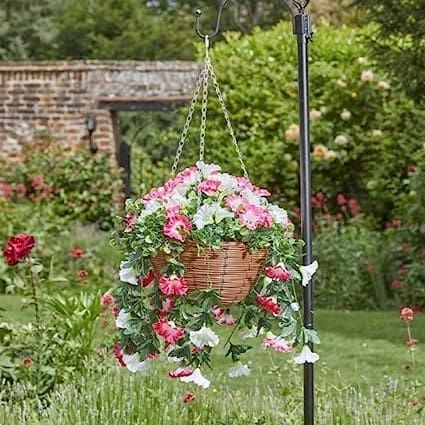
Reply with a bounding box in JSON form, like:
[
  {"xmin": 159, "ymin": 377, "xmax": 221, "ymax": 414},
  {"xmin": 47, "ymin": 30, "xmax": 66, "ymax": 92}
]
[{"xmin": 151, "ymin": 241, "xmax": 268, "ymax": 306}]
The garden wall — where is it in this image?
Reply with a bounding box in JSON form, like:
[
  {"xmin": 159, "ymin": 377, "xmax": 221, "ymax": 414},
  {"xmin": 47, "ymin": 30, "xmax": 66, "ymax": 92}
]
[{"xmin": 0, "ymin": 61, "xmax": 198, "ymax": 160}]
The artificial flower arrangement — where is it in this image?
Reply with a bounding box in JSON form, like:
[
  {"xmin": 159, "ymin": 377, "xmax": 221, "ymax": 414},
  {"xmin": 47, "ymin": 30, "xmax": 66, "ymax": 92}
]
[{"xmin": 111, "ymin": 161, "xmax": 320, "ymax": 389}]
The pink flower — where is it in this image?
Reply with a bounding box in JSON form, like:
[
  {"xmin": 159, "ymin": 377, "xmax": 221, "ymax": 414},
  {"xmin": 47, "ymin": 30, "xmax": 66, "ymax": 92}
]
[
  {"xmin": 238, "ymin": 204, "xmax": 272, "ymax": 230},
  {"xmin": 263, "ymin": 335, "xmax": 293, "ymax": 353},
  {"xmin": 113, "ymin": 343, "xmax": 126, "ymax": 367},
  {"xmin": 153, "ymin": 320, "xmax": 185, "ymax": 344},
  {"xmin": 225, "ymin": 195, "xmax": 248, "ymax": 212},
  {"xmin": 183, "ymin": 391, "xmax": 196, "ymax": 403},
  {"xmin": 391, "ymin": 280, "xmax": 404, "ymax": 290},
  {"xmin": 0, "ymin": 183, "xmax": 14, "ymax": 200},
  {"xmin": 407, "ymin": 165, "xmax": 417, "ymax": 177},
  {"xmin": 257, "ymin": 295, "xmax": 282, "ymax": 316},
  {"xmin": 265, "ymin": 265, "xmax": 292, "ymax": 282},
  {"xmin": 236, "ymin": 177, "xmax": 270, "ymax": 197},
  {"xmin": 169, "ymin": 367, "xmax": 194, "ymax": 378},
  {"xmin": 347, "ymin": 198, "xmax": 360, "ymax": 216},
  {"xmin": 311, "ymin": 192, "xmax": 326, "ymax": 209},
  {"xmin": 336, "ymin": 193, "xmax": 347, "ymax": 206},
  {"xmin": 77, "ymin": 269, "xmax": 88, "ymax": 282},
  {"xmin": 31, "ymin": 175, "xmax": 45, "ymax": 191},
  {"xmin": 197, "ymin": 179, "xmax": 221, "ymax": 196},
  {"xmin": 175, "ymin": 166, "xmax": 198, "ymax": 185},
  {"xmin": 16, "ymin": 183, "xmax": 26, "ymax": 199},
  {"xmin": 400, "ymin": 307, "xmax": 414, "ymax": 321},
  {"xmin": 140, "ymin": 270, "xmax": 155, "ymax": 288},
  {"xmin": 22, "ymin": 357, "xmax": 33, "ymax": 368},
  {"xmin": 406, "ymin": 338, "xmax": 418, "ymax": 347},
  {"xmin": 163, "ymin": 214, "xmax": 192, "ymax": 242},
  {"xmin": 124, "ymin": 214, "xmax": 137, "ymax": 232},
  {"xmin": 218, "ymin": 314, "xmax": 237, "ymax": 326},
  {"xmin": 101, "ymin": 293, "xmax": 115, "ymax": 308},
  {"xmin": 159, "ymin": 275, "xmax": 189, "ymax": 296},
  {"xmin": 211, "ymin": 306, "xmax": 225, "ymax": 319},
  {"xmin": 161, "ymin": 298, "xmax": 175, "ymax": 315}
]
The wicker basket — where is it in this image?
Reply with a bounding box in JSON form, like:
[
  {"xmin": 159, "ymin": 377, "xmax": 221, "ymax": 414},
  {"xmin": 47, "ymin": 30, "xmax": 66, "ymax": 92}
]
[{"xmin": 151, "ymin": 241, "xmax": 268, "ymax": 306}]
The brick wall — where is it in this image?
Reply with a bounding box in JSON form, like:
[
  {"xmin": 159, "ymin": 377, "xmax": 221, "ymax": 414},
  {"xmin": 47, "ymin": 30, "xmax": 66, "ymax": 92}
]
[{"xmin": 0, "ymin": 61, "xmax": 199, "ymax": 161}]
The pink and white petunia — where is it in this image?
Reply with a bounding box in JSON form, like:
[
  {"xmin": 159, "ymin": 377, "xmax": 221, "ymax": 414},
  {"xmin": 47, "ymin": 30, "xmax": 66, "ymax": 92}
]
[
  {"xmin": 197, "ymin": 179, "xmax": 221, "ymax": 196},
  {"xmin": 237, "ymin": 204, "xmax": 273, "ymax": 230},
  {"xmin": 180, "ymin": 368, "xmax": 210, "ymax": 389},
  {"xmin": 169, "ymin": 367, "xmax": 194, "ymax": 378},
  {"xmin": 163, "ymin": 214, "xmax": 192, "ymax": 242},
  {"xmin": 263, "ymin": 333, "xmax": 293, "ymax": 353},
  {"xmin": 159, "ymin": 275, "xmax": 189, "ymax": 296},
  {"xmin": 264, "ymin": 265, "xmax": 292, "ymax": 282},
  {"xmin": 257, "ymin": 294, "xmax": 282, "ymax": 316},
  {"xmin": 218, "ymin": 314, "xmax": 237, "ymax": 326},
  {"xmin": 153, "ymin": 320, "xmax": 185, "ymax": 344},
  {"xmin": 139, "ymin": 270, "xmax": 155, "ymax": 288},
  {"xmin": 211, "ymin": 306, "xmax": 225, "ymax": 319},
  {"xmin": 294, "ymin": 345, "xmax": 320, "ymax": 364},
  {"xmin": 189, "ymin": 326, "xmax": 220, "ymax": 348},
  {"xmin": 225, "ymin": 195, "xmax": 249, "ymax": 212}
]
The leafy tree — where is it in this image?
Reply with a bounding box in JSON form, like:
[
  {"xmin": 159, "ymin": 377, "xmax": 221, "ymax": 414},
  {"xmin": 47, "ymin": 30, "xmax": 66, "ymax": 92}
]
[{"xmin": 354, "ymin": 0, "xmax": 425, "ymax": 102}]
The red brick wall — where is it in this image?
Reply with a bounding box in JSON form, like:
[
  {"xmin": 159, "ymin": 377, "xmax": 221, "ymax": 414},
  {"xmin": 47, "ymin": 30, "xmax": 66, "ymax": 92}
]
[{"xmin": 0, "ymin": 61, "xmax": 199, "ymax": 161}]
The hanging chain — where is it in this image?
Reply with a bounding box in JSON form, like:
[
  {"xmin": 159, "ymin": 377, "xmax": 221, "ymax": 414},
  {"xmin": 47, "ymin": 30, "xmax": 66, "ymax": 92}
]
[
  {"xmin": 207, "ymin": 59, "xmax": 249, "ymax": 178},
  {"xmin": 171, "ymin": 35, "xmax": 249, "ymax": 178},
  {"xmin": 171, "ymin": 65, "xmax": 205, "ymax": 176}
]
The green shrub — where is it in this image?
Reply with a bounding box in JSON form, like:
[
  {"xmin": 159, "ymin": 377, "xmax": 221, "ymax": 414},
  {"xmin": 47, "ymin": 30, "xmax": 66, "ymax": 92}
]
[
  {"xmin": 314, "ymin": 221, "xmax": 389, "ymax": 310},
  {"xmin": 0, "ymin": 134, "xmax": 121, "ymax": 230}
]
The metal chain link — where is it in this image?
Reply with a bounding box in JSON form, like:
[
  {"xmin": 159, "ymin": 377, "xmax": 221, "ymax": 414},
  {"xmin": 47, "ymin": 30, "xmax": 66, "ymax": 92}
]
[
  {"xmin": 172, "ymin": 36, "xmax": 249, "ymax": 178},
  {"xmin": 171, "ymin": 65, "xmax": 206, "ymax": 176},
  {"xmin": 207, "ymin": 59, "xmax": 249, "ymax": 178}
]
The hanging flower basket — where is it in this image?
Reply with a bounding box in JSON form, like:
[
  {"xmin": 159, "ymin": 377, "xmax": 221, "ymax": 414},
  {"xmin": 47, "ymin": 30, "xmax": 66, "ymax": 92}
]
[{"xmin": 110, "ymin": 39, "xmax": 320, "ymax": 390}]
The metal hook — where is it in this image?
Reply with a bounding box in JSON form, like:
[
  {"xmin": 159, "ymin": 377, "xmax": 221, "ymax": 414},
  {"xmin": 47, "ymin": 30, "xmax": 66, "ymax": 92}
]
[
  {"xmin": 283, "ymin": 0, "xmax": 311, "ymax": 15},
  {"xmin": 195, "ymin": 0, "xmax": 229, "ymax": 40}
]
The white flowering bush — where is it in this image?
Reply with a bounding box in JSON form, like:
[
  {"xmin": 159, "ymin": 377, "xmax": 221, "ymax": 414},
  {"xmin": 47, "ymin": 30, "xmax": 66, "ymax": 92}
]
[{"xmin": 111, "ymin": 162, "xmax": 319, "ymax": 389}]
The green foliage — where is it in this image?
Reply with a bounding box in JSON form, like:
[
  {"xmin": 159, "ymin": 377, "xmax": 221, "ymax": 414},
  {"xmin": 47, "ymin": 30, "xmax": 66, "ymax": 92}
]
[
  {"xmin": 0, "ymin": 135, "xmax": 121, "ymax": 230},
  {"xmin": 129, "ymin": 23, "xmax": 425, "ymax": 226},
  {"xmin": 314, "ymin": 221, "xmax": 389, "ymax": 310},
  {"xmin": 354, "ymin": 0, "xmax": 425, "ymax": 102}
]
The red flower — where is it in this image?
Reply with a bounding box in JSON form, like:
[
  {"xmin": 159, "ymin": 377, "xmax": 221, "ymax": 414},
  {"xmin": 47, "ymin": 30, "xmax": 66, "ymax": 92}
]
[
  {"xmin": 407, "ymin": 165, "xmax": 417, "ymax": 177},
  {"xmin": 0, "ymin": 183, "xmax": 14, "ymax": 200},
  {"xmin": 70, "ymin": 246, "xmax": 85, "ymax": 259},
  {"xmin": 311, "ymin": 192, "xmax": 326, "ymax": 209},
  {"xmin": 101, "ymin": 293, "xmax": 115, "ymax": 308},
  {"xmin": 265, "ymin": 265, "xmax": 292, "ymax": 282},
  {"xmin": 257, "ymin": 294, "xmax": 282, "ymax": 316},
  {"xmin": 31, "ymin": 175, "xmax": 45, "ymax": 191},
  {"xmin": 400, "ymin": 307, "xmax": 414, "ymax": 321},
  {"xmin": 124, "ymin": 214, "xmax": 137, "ymax": 233},
  {"xmin": 139, "ymin": 270, "xmax": 155, "ymax": 288},
  {"xmin": 183, "ymin": 391, "xmax": 196, "ymax": 404},
  {"xmin": 347, "ymin": 198, "xmax": 360, "ymax": 216},
  {"xmin": 77, "ymin": 269, "xmax": 89, "ymax": 282},
  {"xmin": 16, "ymin": 183, "xmax": 26, "ymax": 199},
  {"xmin": 391, "ymin": 280, "xmax": 404, "ymax": 290},
  {"xmin": 153, "ymin": 319, "xmax": 185, "ymax": 344},
  {"xmin": 113, "ymin": 343, "xmax": 126, "ymax": 367},
  {"xmin": 159, "ymin": 275, "xmax": 188, "ymax": 296},
  {"xmin": 2, "ymin": 234, "xmax": 36, "ymax": 266},
  {"xmin": 22, "ymin": 357, "xmax": 33, "ymax": 368}
]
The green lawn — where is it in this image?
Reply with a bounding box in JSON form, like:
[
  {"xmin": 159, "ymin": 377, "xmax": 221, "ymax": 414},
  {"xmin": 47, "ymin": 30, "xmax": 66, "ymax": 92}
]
[{"xmin": 2, "ymin": 293, "xmax": 423, "ymax": 388}]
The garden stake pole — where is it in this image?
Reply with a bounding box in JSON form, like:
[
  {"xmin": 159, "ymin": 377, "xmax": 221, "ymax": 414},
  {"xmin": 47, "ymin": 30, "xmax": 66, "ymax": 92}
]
[
  {"xmin": 195, "ymin": 1, "xmax": 315, "ymax": 424},
  {"xmin": 292, "ymin": 4, "xmax": 315, "ymax": 425}
]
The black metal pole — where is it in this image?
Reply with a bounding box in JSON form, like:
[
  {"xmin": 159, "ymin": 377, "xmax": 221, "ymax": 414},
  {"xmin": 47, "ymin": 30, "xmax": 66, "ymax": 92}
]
[{"xmin": 293, "ymin": 10, "xmax": 314, "ymax": 425}]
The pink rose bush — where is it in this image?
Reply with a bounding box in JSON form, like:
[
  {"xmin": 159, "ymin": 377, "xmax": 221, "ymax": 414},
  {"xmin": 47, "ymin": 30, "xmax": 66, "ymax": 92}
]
[{"xmin": 111, "ymin": 162, "xmax": 320, "ymax": 387}]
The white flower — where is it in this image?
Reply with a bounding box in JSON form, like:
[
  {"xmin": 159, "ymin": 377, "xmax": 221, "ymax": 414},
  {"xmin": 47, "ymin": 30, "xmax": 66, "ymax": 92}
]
[
  {"xmin": 189, "ymin": 326, "xmax": 220, "ymax": 348},
  {"xmin": 372, "ymin": 129, "xmax": 383, "ymax": 138},
  {"xmin": 377, "ymin": 81, "xmax": 390, "ymax": 91},
  {"xmin": 336, "ymin": 79, "xmax": 347, "ymax": 88},
  {"xmin": 242, "ymin": 325, "xmax": 265, "ymax": 339},
  {"xmin": 119, "ymin": 261, "xmax": 138, "ymax": 285},
  {"xmin": 167, "ymin": 355, "xmax": 184, "ymax": 363},
  {"xmin": 334, "ymin": 135, "xmax": 348, "ymax": 146},
  {"xmin": 310, "ymin": 109, "xmax": 322, "ymax": 120},
  {"xmin": 139, "ymin": 201, "xmax": 162, "ymax": 220},
  {"xmin": 361, "ymin": 69, "xmax": 374, "ymax": 82},
  {"xmin": 340, "ymin": 109, "xmax": 352, "ymax": 121},
  {"xmin": 268, "ymin": 204, "xmax": 289, "ymax": 226},
  {"xmin": 196, "ymin": 161, "xmax": 221, "ymax": 178},
  {"xmin": 180, "ymin": 368, "xmax": 210, "ymax": 389},
  {"xmin": 166, "ymin": 193, "xmax": 190, "ymax": 208},
  {"xmin": 358, "ymin": 57, "xmax": 367, "ymax": 65},
  {"xmin": 299, "ymin": 261, "xmax": 318, "ymax": 287},
  {"xmin": 294, "ymin": 345, "xmax": 319, "ymax": 365},
  {"xmin": 122, "ymin": 353, "xmax": 150, "ymax": 373},
  {"xmin": 116, "ymin": 309, "xmax": 130, "ymax": 329},
  {"xmin": 290, "ymin": 302, "xmax": 300, "ymax": 312},
  {"xmin": 228, "ymin": 363, "xmax": 251, "ymax": 378},
  {"xmin": 215, "ymin": 173, "xmax": 238, "ymax": 194},
  {"xmin": 240, "ymin": 189, "xmax": 264, "ymax": 206},
  {"xmin": 193, "ymin": 203, "xmax": 234, "ymax": 230},
  {"xmin": 285, "ymin": 124, "xmax": 300, "ymax": 142}
]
